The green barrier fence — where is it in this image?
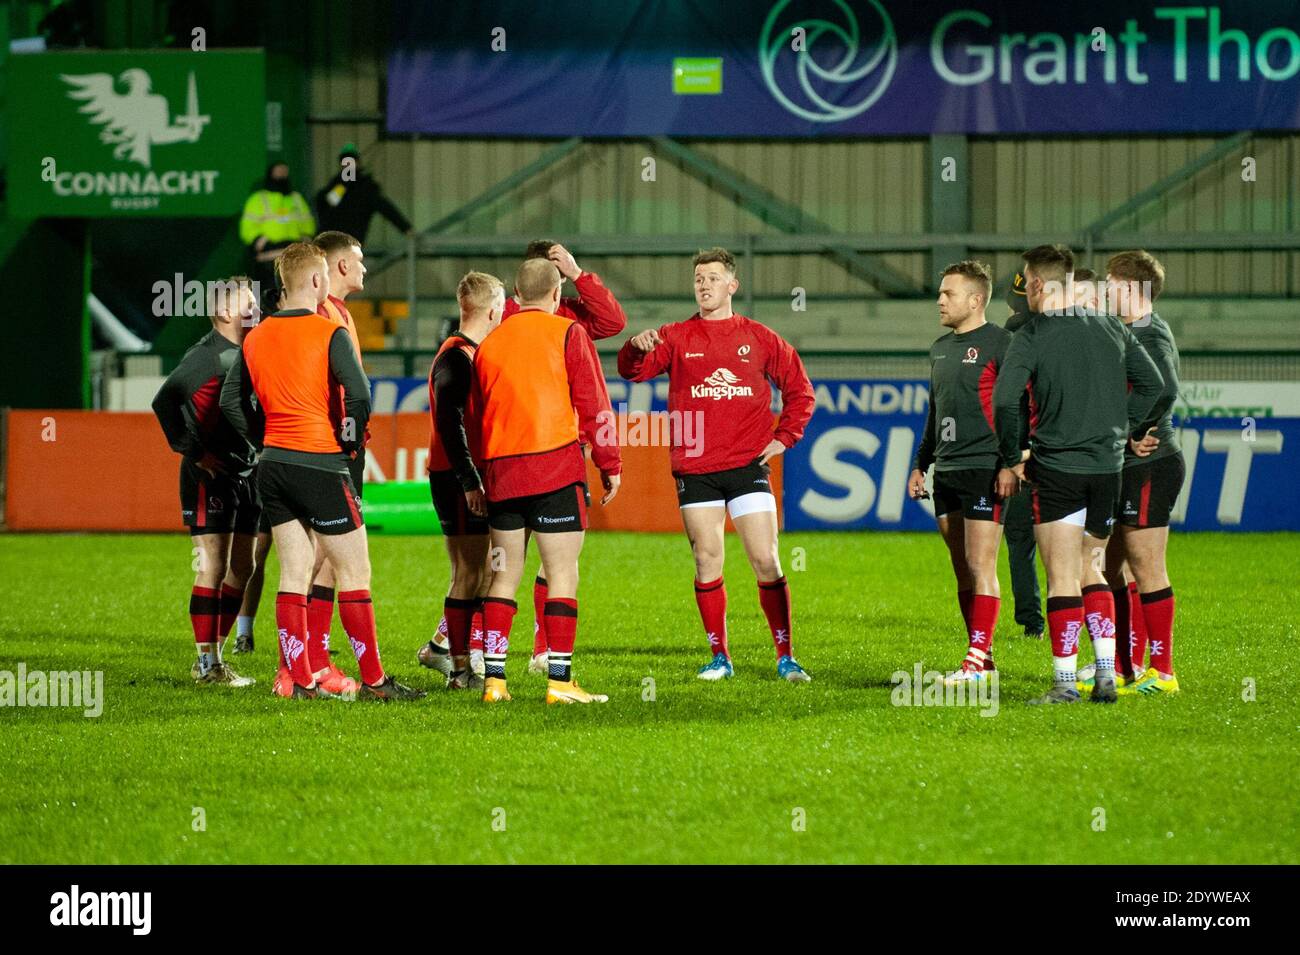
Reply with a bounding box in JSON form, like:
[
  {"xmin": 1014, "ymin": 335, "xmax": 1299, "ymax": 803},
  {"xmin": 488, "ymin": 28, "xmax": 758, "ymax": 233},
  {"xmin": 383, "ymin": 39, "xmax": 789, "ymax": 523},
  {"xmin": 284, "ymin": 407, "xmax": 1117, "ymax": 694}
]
[{"xmin": 362, "ymin": 481, "xmax": 442, "ymax": 535}]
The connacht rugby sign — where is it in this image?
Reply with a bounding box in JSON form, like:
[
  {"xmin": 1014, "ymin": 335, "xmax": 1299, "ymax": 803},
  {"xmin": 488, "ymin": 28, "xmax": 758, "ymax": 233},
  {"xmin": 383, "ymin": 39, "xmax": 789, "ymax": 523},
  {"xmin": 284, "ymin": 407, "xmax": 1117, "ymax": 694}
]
[{"xmin": 9, "ymin": 50, "xmax": 265, "ymax": 217}]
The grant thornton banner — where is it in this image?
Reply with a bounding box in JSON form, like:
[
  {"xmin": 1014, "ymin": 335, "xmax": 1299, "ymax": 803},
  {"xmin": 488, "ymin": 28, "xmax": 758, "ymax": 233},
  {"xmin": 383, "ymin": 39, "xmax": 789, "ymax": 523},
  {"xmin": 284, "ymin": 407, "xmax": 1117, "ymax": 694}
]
[
  {"xmin": 387, "ymin": 0, "xmax": 1300, "ymax": 136},
  {"xmin": 8, "ymin": 50, "xmax": 266, "ymax": 217}
]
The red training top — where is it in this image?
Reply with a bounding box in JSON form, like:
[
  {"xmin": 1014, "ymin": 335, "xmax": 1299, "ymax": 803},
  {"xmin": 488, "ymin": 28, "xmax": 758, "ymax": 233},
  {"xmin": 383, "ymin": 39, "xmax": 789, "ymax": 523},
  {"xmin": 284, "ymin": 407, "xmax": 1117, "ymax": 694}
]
[{"xmin": 617, "ymin": 314, "xmax": 815, "ymax": 475}]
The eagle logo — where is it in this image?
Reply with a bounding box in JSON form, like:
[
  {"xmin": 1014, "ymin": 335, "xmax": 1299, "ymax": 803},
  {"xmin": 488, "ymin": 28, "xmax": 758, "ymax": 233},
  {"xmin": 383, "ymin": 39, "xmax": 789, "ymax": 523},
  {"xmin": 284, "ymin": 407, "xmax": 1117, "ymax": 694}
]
[
  {"xmin": 61, "ymin": 68, "xmax": 210, "ymax": 168},
  {"xmin": 704, "ymin": 368, "xmax": 742, "ymax": 388}
]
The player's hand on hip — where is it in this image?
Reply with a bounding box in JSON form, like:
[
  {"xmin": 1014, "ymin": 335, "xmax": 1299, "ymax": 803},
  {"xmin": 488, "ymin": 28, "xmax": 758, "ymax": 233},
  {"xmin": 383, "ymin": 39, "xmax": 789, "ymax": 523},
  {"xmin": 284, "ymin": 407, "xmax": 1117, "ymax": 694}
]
[
  {"xmin": 600, "ymin": 471, "xmax": 621, "ymax": 505},
  {"xmin": 758, "ymin": 439, "xmax": 785, "ymax": 465},
  {"xmin": 630, "ymin": 328, "xmax": 662, "ymax": 352},
  {"xmin": 465, "ymin": 487, "xmax": 487, "ymax": 517},
  {"xmin": 1130, "ymin": 429, "xmax": 1160, "ymax": 457},
  {"xmin": 908, "ymin": 468, "xmax": 929, "ymax": 500},
  {"xmin": 547, "ymin": 244, "xmax": 581, "ymax": 281},
  {"xmin": 995, "ymin": 467, "xmax": 1020, "ymax": 499}
]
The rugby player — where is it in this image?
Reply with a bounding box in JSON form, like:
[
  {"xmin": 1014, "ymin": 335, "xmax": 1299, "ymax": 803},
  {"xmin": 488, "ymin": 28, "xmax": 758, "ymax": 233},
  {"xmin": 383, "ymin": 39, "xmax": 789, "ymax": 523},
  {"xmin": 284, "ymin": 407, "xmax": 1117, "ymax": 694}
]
[
  {"xmin": 421, "ymin": 271, "xmax": 505, "ymax": 691},
  {"xmin": 295, "ymin": 230, "xmax": 370, "ymax": 692},
  {"xmin": 424, "ymin": 241, "xmax": 629, "ymax": 676},
  {"xmin": 506, "ymin": 241, "xmax": 627, "ymax": 672},
  {"xmin": 152, "ymin": 276, "xmax": 261, "ymax": 687},
  {"xmin": 618, "ymin": 247, "xmax": 815, "ymax": 682},
  {"xmin": 992, "ymin": 245, "xmax": 1165, "ymax": 704},
  {"xmin": 220, "ymin": 242, "xmax": 423, "ymax": 701},
  {"xmin": 474, "ymin": 258, "xmax": 622, "ymax": 704},
  {"xmin": 1104, "ymin": 251, "xmax": 1183, "ymax": 696},
  {"xmin": 908, "ymin": 261, "xmax": 1011, "ymax": 684}
]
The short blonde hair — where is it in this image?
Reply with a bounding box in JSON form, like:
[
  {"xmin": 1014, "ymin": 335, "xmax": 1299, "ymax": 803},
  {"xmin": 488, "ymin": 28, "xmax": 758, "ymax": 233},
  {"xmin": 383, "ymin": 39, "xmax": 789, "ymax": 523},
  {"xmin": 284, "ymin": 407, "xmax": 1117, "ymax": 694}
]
[
  {"xmin": 940, "ymin": 259, "xmax": 993, "ymax": 306},
  {"xmin": 275, "ymin": 242, "xmax": 326, "ymax": 293},
  {"xmin": 514, "ymin": 258, "xmax": 561, "ymax": 304},
  {"xmin": 457, "ymin": 270, "xmax": 504, "ymax": 314}
]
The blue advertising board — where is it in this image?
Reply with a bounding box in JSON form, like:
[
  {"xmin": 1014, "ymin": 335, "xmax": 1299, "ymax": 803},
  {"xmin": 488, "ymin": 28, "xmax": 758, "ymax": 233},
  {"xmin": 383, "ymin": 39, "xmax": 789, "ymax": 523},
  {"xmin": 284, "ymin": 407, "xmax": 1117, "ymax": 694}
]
[
  {"xmin": 782, "ymin": 379, "xmax": 1300, "ymax": 532},
  {"xmin": 372, "ymin": 374, "xmax": 1297, "ymax": 531},
  {"xmin": 388, "ymin": 1, "xmax": 1300, "ymax": 136}
]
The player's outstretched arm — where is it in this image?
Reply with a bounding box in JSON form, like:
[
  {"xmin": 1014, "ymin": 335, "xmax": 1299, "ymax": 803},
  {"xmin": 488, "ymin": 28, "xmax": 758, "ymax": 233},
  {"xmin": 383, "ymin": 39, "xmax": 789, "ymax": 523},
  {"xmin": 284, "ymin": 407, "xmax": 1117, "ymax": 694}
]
[{"xmin": 616, "ymin": 326, "xmax": 671, "ymax": 381}]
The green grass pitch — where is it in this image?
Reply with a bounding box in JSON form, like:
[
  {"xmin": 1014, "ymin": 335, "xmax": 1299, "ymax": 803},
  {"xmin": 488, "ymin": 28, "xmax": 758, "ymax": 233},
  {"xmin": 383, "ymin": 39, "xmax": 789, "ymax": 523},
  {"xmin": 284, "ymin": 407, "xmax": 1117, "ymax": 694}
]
[{"xmin": 0, "ymin": 530, "xmax": 1296, "ymax": 864}]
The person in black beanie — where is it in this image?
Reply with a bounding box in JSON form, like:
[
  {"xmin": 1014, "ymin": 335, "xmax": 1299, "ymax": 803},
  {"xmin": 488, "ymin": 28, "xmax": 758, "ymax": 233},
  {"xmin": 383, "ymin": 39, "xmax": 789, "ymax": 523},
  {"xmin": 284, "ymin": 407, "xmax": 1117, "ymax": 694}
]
[{"xmin": 314, "ymin": 144, "xmax": 415, "ymax": 245}]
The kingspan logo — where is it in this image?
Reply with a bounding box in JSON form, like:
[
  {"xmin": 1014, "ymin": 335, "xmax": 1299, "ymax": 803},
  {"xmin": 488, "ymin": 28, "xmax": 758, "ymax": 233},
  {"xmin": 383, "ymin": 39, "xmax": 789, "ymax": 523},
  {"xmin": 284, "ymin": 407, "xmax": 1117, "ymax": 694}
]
[
  {"xmin": 759, "ymin": 0, "xmax": 898, "ymax": 123},
  {"xmin": 692, "ymin": 368, "xmax": 755, "ymax": 400}
]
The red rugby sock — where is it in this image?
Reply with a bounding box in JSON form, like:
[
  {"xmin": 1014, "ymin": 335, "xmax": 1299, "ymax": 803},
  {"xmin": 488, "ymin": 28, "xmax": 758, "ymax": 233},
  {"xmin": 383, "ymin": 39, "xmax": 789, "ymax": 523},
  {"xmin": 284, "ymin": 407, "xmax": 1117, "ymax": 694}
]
[
  {"xmin": 443, "ymin": 597, "xmax": 476, "ymax": 657},
  {"xmin": 470, "ymin": 603, "xmax": 485, "ymax": 654},
  {"xmin": 1046, "ymin": 595, "xmax": 1085, "ymax": 685},
  {"xmin": 1128, "ymin": 582, "xmax": 1149, "ymax": 672},
  {"xmin": 190, "ymin": 586, "xmax": 220, "ymax": 648},
  {"xmin": 305, "ymin": 585, "xmax": 334, "ymax": 673},
  {"xmin": 275, "ymin": 592, "xmax": 312, "ymax": 687},
  {"xmin": 482, "ymin": 597, "xmax": 517, "ymax": 680},
  {"xmin": 338, "ymin": 589, "xmax": 384, "ymax": 685},
  {"xmin": 693, "ymin": 577, "xmax": 728, "ymax": 658},
  {"xmin": 1141, "ymin": 587, "xmax": 1176, "ymax": 677},
  {"xmin": 544, "ymin": 597, "xmax": 578, "ymax": 681},
  {"xmin": 217, "ymin": 584, "xmax": 244, "ymax": 641},
  {"xmin": 758, "ymin": 576, "xmax": 793, "ymax": 659},
  {"xmin": 962, "ymin": 593, "xmax": 999, "ymax": 670}
]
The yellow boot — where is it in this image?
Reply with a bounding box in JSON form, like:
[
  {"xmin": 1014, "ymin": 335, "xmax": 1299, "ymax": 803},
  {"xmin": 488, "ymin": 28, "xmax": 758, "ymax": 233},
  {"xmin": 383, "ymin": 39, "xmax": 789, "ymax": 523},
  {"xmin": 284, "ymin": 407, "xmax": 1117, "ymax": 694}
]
[{"xmin": 546, "ymin": 679, "xmax": 608, "ymax": 704}]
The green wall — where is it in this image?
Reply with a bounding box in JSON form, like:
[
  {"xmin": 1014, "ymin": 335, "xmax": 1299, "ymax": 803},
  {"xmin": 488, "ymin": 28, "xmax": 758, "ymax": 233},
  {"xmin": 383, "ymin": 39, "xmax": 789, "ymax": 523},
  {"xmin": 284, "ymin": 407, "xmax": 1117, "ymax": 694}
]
[{"xmin": 0, "ymin": 218, "xmax": 88, "ymax": 408}]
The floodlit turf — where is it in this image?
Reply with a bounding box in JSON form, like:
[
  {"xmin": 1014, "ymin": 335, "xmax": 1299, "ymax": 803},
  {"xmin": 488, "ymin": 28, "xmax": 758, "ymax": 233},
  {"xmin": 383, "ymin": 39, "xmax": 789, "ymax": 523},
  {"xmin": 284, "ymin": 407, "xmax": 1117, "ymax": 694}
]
[{"xmin": 0, "ymin": 530, "xmax": 1296, "ymax": 864}]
